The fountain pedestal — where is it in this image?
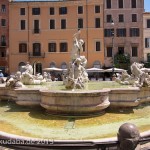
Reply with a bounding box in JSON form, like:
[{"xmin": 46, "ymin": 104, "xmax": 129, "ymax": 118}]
[{"xmin": 40, "ymin": 89, "xmax": 110, "ymax": 116}]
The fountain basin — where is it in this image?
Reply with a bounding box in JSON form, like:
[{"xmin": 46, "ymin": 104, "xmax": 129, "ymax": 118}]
[
  {"xmin": 109, "ymin": 87, "xmax": 140, "ymax": 107},
  {"xmin": 40, "ymin": 90, "xmax": 110, "ymax": 116},
  {"xmin": 15, "ymin": 88, "xmax": 41, "ymax": 106}
]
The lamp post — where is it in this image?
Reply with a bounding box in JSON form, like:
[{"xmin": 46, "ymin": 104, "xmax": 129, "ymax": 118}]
[{"xmin": 111, "ymin": 20, "xmax": 115, "ymax": 78}]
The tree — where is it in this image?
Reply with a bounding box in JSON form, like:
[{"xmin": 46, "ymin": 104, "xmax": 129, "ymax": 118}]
[{"xmin": 114, "ymin": 53, "xmax": 130, "ymax": 70}]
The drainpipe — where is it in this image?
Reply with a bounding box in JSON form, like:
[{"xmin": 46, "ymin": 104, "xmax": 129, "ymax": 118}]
[{"xmin": 27, "ymin": 2, "xmax": 30, "ymax": 62}]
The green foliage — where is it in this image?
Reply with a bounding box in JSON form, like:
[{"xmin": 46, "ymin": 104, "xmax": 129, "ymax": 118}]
[
  {"xmin": 114, "ymin": 53, "xmax": 130, "ymax": 70},
  {"xmin": 144, "ymin": 62, "xmax": 150, "ymax": 68}
]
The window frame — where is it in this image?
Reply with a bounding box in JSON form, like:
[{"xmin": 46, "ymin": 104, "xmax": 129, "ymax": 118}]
[
  {"xmin": 49, "ymin": 7, "xmax": 55, "ymax": 15},
  {"xmin": 48, "ymin": 42, "xmax": 56, "ymax": 52},
  {"xmin": 50, "ymin": 19, "xmax": 55, "ymax": 29},
  {"xmin": 60, "ymin": 42, "xmax": 68, "ymax": 52},
  {"xmin": 78, "ymin": 6, "xmax": 83, "ymax": 14},
  {"xmin": 95, "ymin": 5, "xmax": 100, "ymax": 13},
  {"xmin": 59, "ymin": 7, "xmax": 67, "ymax": 15},
  {"xmin": 32, "ymin": 8, "xmax": 40, "ymax": 15},
  {"xmin": 20, "ymin": 20, "xmax": 26, "ymax": 30},
  {"xmin": 20, "ymin": 8, "xmax": 25, "ymax": 15},
  {"xmin": 95, "ymin": 18, "xmax": 100, "ymax": 28},
  {"xmin": 78, "ymin": 18, "xmax": 83, "ymax": 29},
  {"xmin": 95, "ymin": 41, "xmax": 101, "ymax": 52},
  {"xmin": 19, "ymin": 43, "xmax": 27, "ymax": 53}
]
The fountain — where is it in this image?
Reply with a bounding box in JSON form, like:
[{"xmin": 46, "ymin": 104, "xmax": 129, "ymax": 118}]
[{"xmin": 0, "ymin": 31, "xmax": 150, "ymax": 149}]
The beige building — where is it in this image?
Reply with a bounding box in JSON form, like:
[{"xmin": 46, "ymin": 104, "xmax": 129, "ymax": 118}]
[
  {"xmin": 143, "ymin": 12, "xmax": 150, "ymax": 62},
  {"xmin": 104, "ymin": 0, "xmax": 144, "ymax": 68},
  {"xmin": 9, "ymin": 0, "xmax": 104, "ymax": 74}
]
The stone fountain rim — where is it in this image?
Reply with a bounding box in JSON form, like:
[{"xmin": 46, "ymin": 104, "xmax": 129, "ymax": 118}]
[
  {"xmin": 0, "ymin": 130, "xmax": 150, "ymax": 143},
  {"xmin": 39, "ymin": 89, "xmax": 111, "ymax": 94}
]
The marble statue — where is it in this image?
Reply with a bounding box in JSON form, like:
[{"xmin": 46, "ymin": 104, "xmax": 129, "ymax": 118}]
[
  {"xmin": 64, "ymin": 31, "xmax": 88, "ymax": 89},
  {"xmin": 115, "ymin": 62, "xmax": 150, "ymax": 87},
  {"xmin": 6, "ymin": 72, "xmax": 25, "ymax": 88},
  {"xmin": 71, "ymin": 30, "xmax": 84, "ymax": 61},
  {"xmin": 22, "ymin": 62, "xmax": 33, "ymax": 75},
  {"xmin": 6, "ymin": 62, "xmax": 47, "ymax": 88}
]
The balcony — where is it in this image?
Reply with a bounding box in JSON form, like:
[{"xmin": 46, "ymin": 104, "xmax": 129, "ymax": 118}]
[
  {"xmin": 0, "ymin": 42, "xmax": 6, "ymax": 47},
  {"xmin": 28, "ymin": 52, "xmax": 45, "ymax": 58},
  {"xmin": 33, "ymin": 29, "xmax": 40, "ymax": 34}
]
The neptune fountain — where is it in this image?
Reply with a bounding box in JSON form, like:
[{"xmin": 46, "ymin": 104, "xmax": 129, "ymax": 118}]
[{"xmin": 0, "ymin": 31, "xmax": 150, "ymax": 149}]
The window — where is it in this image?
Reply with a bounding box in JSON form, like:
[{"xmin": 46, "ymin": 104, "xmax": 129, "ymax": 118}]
[
  {"xmin": 1, "ymin": 35, "xmax": 6, "ymax": 46},
  {"xmin": 147, "ymin": 19, "xmax": 150, "ymax": 28},
  {"xmin": 34, "ymin": 20, "xmax": 40, "ymax": 33},
  {"xmin": 95, "ymin": 18, "xmax": 100, "ymax": 28},
  {"xmin": 59, "ymin": 7, "xmax": 67, "ymax": 15},
  {"xmin": 61, "ymin": 19, "xmax": 66, "ymax": 29},
  {"xmin": 131, "ymin": 0, "xmax": 136, "ymax": 8},
  {"xmin": 78, "ymin": 6, "xmax": 83, "ymax": 14},
  {"xmin": 132, "ymin": 14, "xmax": 137, "ymax": 22},
  {"xmin": 130, "ymin": 28, "xmax": 139, "ymax": 37},
  {"xmin": 106, "ymin": 0, "xmax": 111, "ymax": 9},
  {"xmin": 96, "ymin": 41, "xmax": 101, "ymax": 51},
  {"xmin": 48, "ymin": 43, "xmax": 56, "ymax": 52},
  {"xmin": 19, "ymin": 43, "xmax": 27, "ymax": 53},
  {"xmin": 119, "ymin": 14, "xmax": 124, "ymax": 22},
  {"xmin": 145, "ymin": 38, "xmax": 150, "ymax": 48},
  {"xmin": 50, "ymin": 7, "xmax": 54, "ymax": 15},
  {"xmin": 21, "ymin": 20, "xmax": 25, "ymax": 30},
  {"xmin": 95, "ymin": 5, "xmax": 100, "ymax": 13},
  {"xmin": 82, "ymin": 43, "xmax": 85, "ymax": 52},
  {"xmin": 60, "ymin": 42, "xmax": 68, "ymax": 52},
  {"xmin": 118, "ymin": 0, "xmax": 123, "ymax": 8},
  {"xmin": 50, "ymin": 19, "xmax": 55, "ymax": 29},
  {"xmin": 1, "ymin": 19, "xmax": 6, "ymax": 26},
  {"xmin": 1, "ymin": 5, "xmax": 6, "ymax": 12},
  {"xmin": 50, "ymin": 62, "xmax": 55, "ymax": 68},
  {"xmin": 78, "ymin": 18, "xmax": 83, "ymax": 29},
  {"xmin": 33, "ymin": 43, "xmax": 41, "ymax": 56},
  {"xmin": 118, "ymin": 47, "xmax": 124, "ymax": 54},
  {"xmin": 61, "ymin": 62, "xmax": 67, "ymax": 69},
  {"xmin": 107, "ymin": 47, "xmax": 112, "ymax": 57},
  {"xmin": 116, "ymin": 28, "xmax": 126, "ymax": 37},
  {"xmin": 104, "ymin": 29, "xmax": 114, "ymax": 37},
  {"xmin": 147, "ymin": 53, "xmax": 150, "ymax": 62},
  {"xmin": 20, "ymin": 8, "xmax": 25, "ymax": 15},
  {"xmin": 32, "ymin": 8, "xmax": 40, "ymax": 15},
  {"xmin": 1, "ymin": 51, "xmax": 5, "ymax": 57},
  {"xmin": 132, "ymin": 47, "xmax": 138, "ymax": 57},
  {"xmin": 106, "ymin": 15, "xmax": 112, "ymax": 23}
]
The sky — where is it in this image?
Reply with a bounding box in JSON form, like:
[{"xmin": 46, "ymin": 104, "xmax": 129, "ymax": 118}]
[{"xmin": 144, "ymin": 0, "xmax": 150, "ymax": 12}]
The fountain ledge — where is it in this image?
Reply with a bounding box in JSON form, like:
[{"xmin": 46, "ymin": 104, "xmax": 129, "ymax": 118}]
[{"xmin": 0, "ymin": 86, "xmax": 150, "ymax": 113}]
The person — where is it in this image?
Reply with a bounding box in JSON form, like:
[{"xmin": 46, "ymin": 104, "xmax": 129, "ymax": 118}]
[
  {"xmin": 0, "ymin": 70, "xmax": 4, "ymax": 78},
  {"xmin": 0, "ymin": 70, "xmax": 4, "ymax": 84},
  {"xmin": 71, "ymin": 30, "xmax": 84, "ymax": 62}
]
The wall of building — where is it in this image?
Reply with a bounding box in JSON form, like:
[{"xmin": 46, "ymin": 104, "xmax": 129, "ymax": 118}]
[
  {"xmin": 104, "ymin": 0, "xmax": 144, "ymax": 67},
  {"xmin": 9, "ymin": 0, "xmax": 104, "ymax": 74},
  {"xmin": 143, "ymin": 12, "xmax": 150, "ymax": 62}
]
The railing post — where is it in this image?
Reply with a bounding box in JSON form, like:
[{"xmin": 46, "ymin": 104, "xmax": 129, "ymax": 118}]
[{"xmin": 117, "ymin": 123, "xmax": 141, "ymax": 150}]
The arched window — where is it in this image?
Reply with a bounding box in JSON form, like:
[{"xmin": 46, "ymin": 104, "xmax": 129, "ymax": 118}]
[
  {"xmin": 61, "ymin": 62, "xmax": 67, "ymax": 69},
  {"xmin": 18, "ymin": 62, "xmax": 26, "ymax": 72},
  {"xmin": 50, "ymin": 62, "xmax": 56, "ymax": 68},
  {"xmin": 93, "ymin": 61, "xmax": 101, "ymax": 68}
]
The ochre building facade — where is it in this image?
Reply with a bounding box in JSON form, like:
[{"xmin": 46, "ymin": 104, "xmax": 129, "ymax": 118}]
[{"xmin": 9, "ymin": 0, "xmax": 104, "ymax": 74}]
